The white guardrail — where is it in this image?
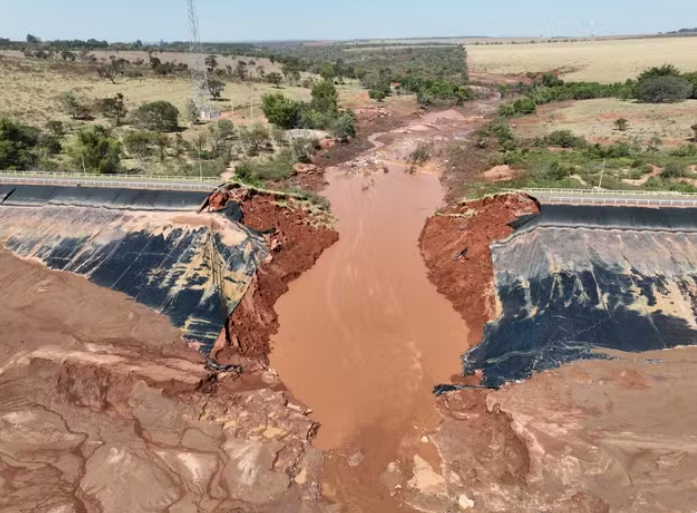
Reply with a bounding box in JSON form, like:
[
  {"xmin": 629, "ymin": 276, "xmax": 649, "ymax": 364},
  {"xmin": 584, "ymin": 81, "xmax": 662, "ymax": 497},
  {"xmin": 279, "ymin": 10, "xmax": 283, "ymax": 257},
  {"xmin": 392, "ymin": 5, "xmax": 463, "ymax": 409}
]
[
  {"xmin": 508, "ymin": 187, "xmax": 697, "ymax": 208},
  {"xmin": 544, "ymin": 196, "xmax": 697, "ymax": 207},
  {"xmin": 515, "ymin": 187, "xmax": 697, "ymax": 198},
  {"xmin": 0, "ymin": 171, "xmax": 221, "ymax": 192}
]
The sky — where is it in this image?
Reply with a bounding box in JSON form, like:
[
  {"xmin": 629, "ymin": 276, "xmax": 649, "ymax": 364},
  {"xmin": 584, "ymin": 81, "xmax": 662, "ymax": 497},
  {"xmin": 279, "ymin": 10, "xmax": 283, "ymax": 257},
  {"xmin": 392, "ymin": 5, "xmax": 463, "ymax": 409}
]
[{"xmin": 0, "ymin": 0, "xmax": 692, "ymax": 43}]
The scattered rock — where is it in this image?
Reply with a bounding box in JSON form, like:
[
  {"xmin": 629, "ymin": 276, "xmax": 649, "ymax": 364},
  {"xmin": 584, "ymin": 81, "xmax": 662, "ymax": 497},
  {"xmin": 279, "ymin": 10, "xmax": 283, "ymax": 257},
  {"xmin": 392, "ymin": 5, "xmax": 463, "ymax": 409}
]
[
  {"xmin": 457, "ymin": 494, "xmax": 475, "ymax": 510},
  {"xmin": 294, "ymin": 163, "xmax": 320, "ymax": 174},
  {"xmin": 407, "ymin": 455, "xmax": 447, "ymax": 496},
  {"xmin": 347, "ymin": 450, "xmax": 365, "ymax": 468},
  {"xmin": 319, "ymin": 138, "xmax": 337, "ymax": 150}
]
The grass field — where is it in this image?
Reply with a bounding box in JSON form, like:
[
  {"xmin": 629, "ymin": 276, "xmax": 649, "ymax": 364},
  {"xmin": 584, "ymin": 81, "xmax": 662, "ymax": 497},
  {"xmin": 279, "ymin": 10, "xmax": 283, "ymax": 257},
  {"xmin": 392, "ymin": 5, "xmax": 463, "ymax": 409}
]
[
  {"xmin": 0, "ymin": 57, "xmax": 314, "ymax": 129},
  {"xmin": 513, "ymin": 98, "xmax": 697, "ymax": 146},
  {"xmin": 467, "ymin": 37, "xmax": 697, "ymax": 82}
]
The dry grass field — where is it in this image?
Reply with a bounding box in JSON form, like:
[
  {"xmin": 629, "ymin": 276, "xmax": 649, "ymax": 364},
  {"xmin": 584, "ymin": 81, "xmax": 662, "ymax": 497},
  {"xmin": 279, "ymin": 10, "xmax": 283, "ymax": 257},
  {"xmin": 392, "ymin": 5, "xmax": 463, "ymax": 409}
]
[
  {"xmin": 468, "ymin": 37, "xmax": 697, "ymax": 82},
  {"xmin": 513, "ymin": 98, "xmax": 697, "ymax": 146},
  {"xmin": 0, "ymin": 54, "xmax": 306, "ymax": 129}
]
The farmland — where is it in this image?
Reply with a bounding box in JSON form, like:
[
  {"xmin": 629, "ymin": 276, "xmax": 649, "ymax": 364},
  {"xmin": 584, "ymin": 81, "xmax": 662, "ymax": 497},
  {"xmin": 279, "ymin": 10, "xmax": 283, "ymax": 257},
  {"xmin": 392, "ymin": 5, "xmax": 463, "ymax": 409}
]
[
  {"xmin": 513, "ymin": 98, "xmax": 697, "ymax": 146},
  {"xmin": 468, "ymin": 37, "xmax": 697, "ymax": 82}
]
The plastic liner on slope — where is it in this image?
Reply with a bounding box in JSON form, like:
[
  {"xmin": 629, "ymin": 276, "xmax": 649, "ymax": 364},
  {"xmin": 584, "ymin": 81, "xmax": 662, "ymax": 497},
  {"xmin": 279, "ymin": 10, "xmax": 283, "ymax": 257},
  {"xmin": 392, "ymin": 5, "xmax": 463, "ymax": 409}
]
[
  {"xmin": 463, "ymin": 205, "xmax": 697, "ymax": 388},
  {"xmin": 0, "ymin": 202, "xmax": 268, "ymax": 352},
  {"xmin": 0, "ymin": 184, "xmax": 208, "ymax": 211}
]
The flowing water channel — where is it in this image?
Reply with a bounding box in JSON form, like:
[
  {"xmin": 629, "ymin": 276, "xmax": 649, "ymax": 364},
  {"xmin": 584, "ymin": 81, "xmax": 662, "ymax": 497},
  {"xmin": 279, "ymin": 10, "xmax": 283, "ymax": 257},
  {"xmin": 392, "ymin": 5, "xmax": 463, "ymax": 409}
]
[{"xmin": 270, "ymin": 163, "xmax": 469, "ymax": 451}]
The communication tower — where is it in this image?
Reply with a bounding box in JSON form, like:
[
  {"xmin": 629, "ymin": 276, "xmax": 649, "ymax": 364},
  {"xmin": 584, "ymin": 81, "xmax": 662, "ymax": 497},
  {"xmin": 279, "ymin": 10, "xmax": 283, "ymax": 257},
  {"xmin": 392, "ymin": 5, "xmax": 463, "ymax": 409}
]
[{"xmin": 187, "ymin": 0, "xmax": 213, "ymax": 119}]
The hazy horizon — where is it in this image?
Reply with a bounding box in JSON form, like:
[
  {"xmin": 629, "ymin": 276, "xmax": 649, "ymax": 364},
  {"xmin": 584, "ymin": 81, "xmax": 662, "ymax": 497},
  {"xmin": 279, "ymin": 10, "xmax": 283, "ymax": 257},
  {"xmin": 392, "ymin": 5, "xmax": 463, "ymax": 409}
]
[{"xmin": 1, "ymin": 0, "xmax": 693, "ymax": 44}]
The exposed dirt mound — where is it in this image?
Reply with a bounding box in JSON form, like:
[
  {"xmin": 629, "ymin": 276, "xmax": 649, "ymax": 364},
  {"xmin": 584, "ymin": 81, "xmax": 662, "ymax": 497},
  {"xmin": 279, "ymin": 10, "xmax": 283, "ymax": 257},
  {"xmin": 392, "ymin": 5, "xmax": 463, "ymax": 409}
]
[
  {"xmin": 418, "ymin": 193, "xmax": 697, "ymax": 512},
  {"xmin": 0, "ymin": 250, "xmax": 327, "ymax": 512},
  {"xmin": 419, "ymin": 194, "xmax": 539, "ymax": 347}
]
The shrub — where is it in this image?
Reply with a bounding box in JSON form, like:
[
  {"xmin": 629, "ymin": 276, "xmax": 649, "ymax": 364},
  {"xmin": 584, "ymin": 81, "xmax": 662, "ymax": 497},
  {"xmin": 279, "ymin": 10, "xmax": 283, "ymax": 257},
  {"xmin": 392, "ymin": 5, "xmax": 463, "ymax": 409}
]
[
  {"xmin": 669, "ymin": 144, "xmax": 697, "ymax": 157},
  {"xmin": 123, "ymin": 130, "xmax": 154, "ymax": 159},
  {"xmin": 330, "ymin": 113, "xmax": 356, "ymax": 141},
  {"xmin": 513, "ymin": 97, "xmax": 536, "ymax": 115},
  {"xmin": 539, "ymin": 130, "xmax": 587, "ymax": 149},
  {"xmin": 133, "ymin": 101, "xmax": 179, "ymax": 132},
  {"xmin": 261, "ymin": 93, "xmax": 300, "ymax": 129},
  {"xmin": 70, "ymin": 125, "xmax": 122, "ymax": 174},
  {"xmin": 45, "ymin": 120, "xmax": 66, "ymax": 139},
  {"xmin": 410, "ymin": 142, "xmax": 432, "ymax": 165},
  {"xmin": 692, "ymin": 123, "xmax": 697, "ymax": 141},
  {"xmin": 498, "ymin": 103, "xmax": 516, "ymax": 117},
  {"xmin": 60, "ymin": 92, "xmax": 92, "ymax": 120},
  {"xmin": 311, "ymin": 79, "xmax": 339, "ymax": 114},
  {"xmin": 97, "ymin": 93, "xmax": 127, "ymax": 126},
  {"xmin": 235, "ymin": 161, "xmax": 254, "ymax": 181},
  {"xmin": 544, "ymin": 160, "xmax": 576, "ymax": 180},
  {"xmin": 635, "ymin": 76, "xmax": 693, "ymax": 103},
  {"xmin": 614, "ymin": 118, "xmax": 629, "ymax": 131},
  {"xmin": 637, "ymin": 64, "xmax": 681, "ymax": 82},
  {"xmin": 299, "ymin": 108, "xmax": 333, "ymax": 130},
  {"xmin": 369, "ymin": 89, "xmax": 387, "ymax": 102},
  {"xmin": 0, "ymin": 118, "xmax": 40, "ymax": 169},
  {"xmin": 662, "ymin": 161, "xmax": 688, "ymax": 178}
]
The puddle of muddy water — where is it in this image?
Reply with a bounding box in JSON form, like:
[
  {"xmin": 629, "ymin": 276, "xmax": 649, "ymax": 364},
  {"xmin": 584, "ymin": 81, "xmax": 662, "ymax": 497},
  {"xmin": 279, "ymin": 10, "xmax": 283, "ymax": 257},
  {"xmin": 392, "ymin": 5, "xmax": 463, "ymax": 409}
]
[{"xmin": 270, "ymin": 166, "xmax": 468, "ymax": 450}]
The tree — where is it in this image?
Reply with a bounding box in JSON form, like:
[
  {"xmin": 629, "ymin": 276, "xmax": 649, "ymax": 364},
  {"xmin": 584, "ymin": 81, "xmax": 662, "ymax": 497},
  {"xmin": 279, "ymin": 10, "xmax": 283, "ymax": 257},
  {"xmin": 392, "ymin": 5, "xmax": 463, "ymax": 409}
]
[
  {"xmin": 97, "ymin": 93, "xmax": 128, "ymax": 126},
  {"xmin": 0, "ymin": 118, "xmax": 40, "ymax": 169},
  {"xmin": 614, "ymin": 118, "xmax": 629, "ymax": 131},
  {"xmin": 311, "ymin": 80, "xmax": 339, "ymax": 114},
  {"xmin": 281, "ymin": 63, "xmax": 301, "ymax": 85},
  {"xmin": 217, "ymin": 119, "xmax": 235, "ymax": 140},
  {"xmin": 235, "ymin": 61, "xmax": 248, "ymax": 81},
  {"xmin": 207, "ymin": 79, "xmax": 225, "ymax": 100},
  {"xmin": 266, "ymin": 72, "xmax": 283, "ymax": 88},
  {"xmin": 45, "ymin": 120, "xmax": 66, "ymax": 139},
  {"xmin": 152, "ymin": 132, "xmax": 170, "ymax": 161},
  {"xmin": 133, "ymin": 101, "xmax": 180, "ymax": 132},
  {"xmin": 123, "ymin": 130, "xmax": 154, "ymax": 160},
  {"xmin": 205, "ymin": 55, "xmax": 218, "ymax": 73},
  {"xmin": 59, "ymin": 92, "xmax": 92, "ymax": 120},
  {"xmin": 26, "ymin": 34, "xmax": 40, "ymax": 44},
  {"xmin": 61, "ymin": 50, "xmax": 76, "ymax": 62},
  {"xmin": 261, "ymin": 93, "xmax": 300, "ymax": 129},
  {"xmin": 330, "ymin": 113, "xmax": 356, "ymax": 141},
  {"xmin": 240, "ymin": 124, "xmax": 270, "ymax": 155},
  {"xmin": 185, "ymin": 99, "xmax": 199, "ymax": 126},
  {"xmin": 320, "ymin": 63, "xmax": 336, "ymax": 81},
  {"xmin": 635, "ymin": 76, "xmax": 693, "ymax": 103},
  {"xmin": 70, "ymin": 125, "xmax": 122, "ymax": 174},
  {"xmin": 208, "ymin": 119, "xmax": 234, "ymax": 154},
  {"xmin": 691, "ymin": 123, "xmax": 697, "ymax": 141}
]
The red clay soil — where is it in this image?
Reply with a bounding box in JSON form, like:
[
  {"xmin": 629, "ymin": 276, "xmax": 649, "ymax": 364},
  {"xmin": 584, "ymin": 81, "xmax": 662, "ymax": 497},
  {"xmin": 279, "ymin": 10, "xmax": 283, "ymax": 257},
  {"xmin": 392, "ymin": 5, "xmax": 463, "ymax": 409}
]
[
  {"xmin": 419, "ymin": 194, "xmax": 539, "ymax": 349},
  {"xmin": 215, "ymin": 194, "xmax": 338, "ymax": 364}
]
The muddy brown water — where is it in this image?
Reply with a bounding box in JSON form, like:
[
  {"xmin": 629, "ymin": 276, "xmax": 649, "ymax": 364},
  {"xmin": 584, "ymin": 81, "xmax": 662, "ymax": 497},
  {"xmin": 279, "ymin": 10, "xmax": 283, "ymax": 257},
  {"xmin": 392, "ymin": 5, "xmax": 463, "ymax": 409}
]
[{"xmin": 270, "ymin": 165, "xmax": 469, "ymax": 450}]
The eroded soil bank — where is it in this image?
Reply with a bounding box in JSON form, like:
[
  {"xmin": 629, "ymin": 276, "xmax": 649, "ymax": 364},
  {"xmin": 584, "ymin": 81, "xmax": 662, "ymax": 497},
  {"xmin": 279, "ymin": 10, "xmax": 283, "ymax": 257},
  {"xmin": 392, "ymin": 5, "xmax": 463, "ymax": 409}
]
[
  {"xmin": 0, "ymin": 192, "xmax": 339, "ymax": 512},
  {"xmin": 417, "ymin": 196, "xmax": 697, "ymax": 512}
]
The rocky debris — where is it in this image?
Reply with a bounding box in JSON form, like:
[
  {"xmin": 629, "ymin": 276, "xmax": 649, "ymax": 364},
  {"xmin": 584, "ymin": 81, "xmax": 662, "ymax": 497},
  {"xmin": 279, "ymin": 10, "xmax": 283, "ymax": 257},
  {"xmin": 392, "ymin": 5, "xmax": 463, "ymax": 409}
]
[
  {"xmin": 294, "ymin": 163, "xmax": 320, "ymax": 174},
  {"xmin": 319, "ymin": 138, "xmax": 337, "ymax": 150},
  {"xmin": 0, "ymin": 336, "xmax": 324, "ymax": 512},
  {"xmin": 355, "ymin": 107, "xmax": 391, "ymax": 121},
  {"xmin": 482, "ymin": 164, "xmax": 516, "ymax": 182}
]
